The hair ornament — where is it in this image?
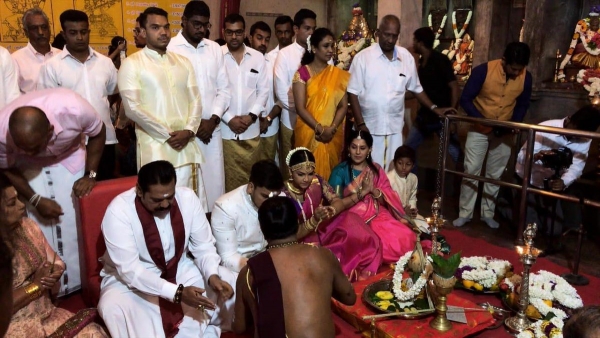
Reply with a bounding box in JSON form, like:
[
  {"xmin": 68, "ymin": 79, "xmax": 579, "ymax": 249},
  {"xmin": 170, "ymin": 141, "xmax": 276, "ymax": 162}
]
[
  {"xmin": 356, "ymin": 130, "xmax": 362, "ymax": 140},
  {"xmin": 307, "ymin": 35, "xmax": 312, "ymax": 52},
  {"xmin": 286, "ymin": 147, "xmax": 316, "ymax": 172}
]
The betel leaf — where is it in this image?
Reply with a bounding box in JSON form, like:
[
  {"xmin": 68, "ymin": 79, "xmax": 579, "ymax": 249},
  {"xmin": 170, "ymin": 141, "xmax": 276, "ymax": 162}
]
[{"xmin": 431, "ymin": 252, "xmax": 462, "ymax": 278}]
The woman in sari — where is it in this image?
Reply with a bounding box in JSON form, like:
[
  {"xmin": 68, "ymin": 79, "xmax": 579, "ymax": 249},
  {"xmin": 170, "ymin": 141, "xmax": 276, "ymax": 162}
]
[
  {"xmin": 292, "ymin": 28, "xmax": 349, "ymax": 179},
  {"xmin": 283, "ymin": 147, "xmax": 382, "ymax": 281},
  {"xmin": 0, "ymin": 173, "xmax": 107, "ymax": 338},
  {"xmin": 329, "ymin": 130, "xmax": 421, "ymax": 263}
]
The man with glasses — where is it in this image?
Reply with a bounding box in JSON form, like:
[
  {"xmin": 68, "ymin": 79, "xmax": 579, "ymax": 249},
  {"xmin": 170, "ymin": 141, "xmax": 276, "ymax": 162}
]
[
  {"xmin": 168, "ymin": 0, "xmax": 230, "ymax": 213},
  {"xmin": 119, "ymin": 7, "xmax": 208, "ymax": 210},
  {"xmin": 221, "ymin": 14, "xmax": 268, "ymax": 192},
  {"xmin": 11, "ymin": 8, "xmax": 60, "ymax": 94},
  {"xmin": 453, "ymin": 42, "xmax": 532, "ymax": 229},
  {"xmin": 133, "ymin": 14, "xmax": 146, "ymax": 48},
  {"xmin": 348, "ymin": 15, "xmax": 454, "ymax": 171}
]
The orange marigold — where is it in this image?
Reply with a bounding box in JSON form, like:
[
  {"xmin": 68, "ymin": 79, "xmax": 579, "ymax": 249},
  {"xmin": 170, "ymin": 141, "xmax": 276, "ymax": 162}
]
[
  {"xmin": 574, "ymin": 33, "xmax": 580, "ymax": 40},
  {"xmin": 580, "ymin": 20, "xmax": 588, "ymax": 32}
]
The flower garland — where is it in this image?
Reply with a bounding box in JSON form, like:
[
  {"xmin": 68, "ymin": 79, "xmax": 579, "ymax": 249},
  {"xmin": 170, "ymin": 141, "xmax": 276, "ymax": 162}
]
[
  {"xmin": 335, "ymin": 37, "xmax": 374, "ymax": 70},
  {"xmin": 452, "ymin": 10, "xmax": 472, "ymax": 39},
  {"xmin": 559, "ymin": 17, "xmax": 600, "ymax": 79},
  {"xmin": 457, "ymin": 256, "xmax": 511, "ymax": 288},
  {"xmin": 576, "ymin": 68, "xmax": 600, "ymax": 95},
  {"xmin": 517, "ymin": 316, "xmax": 564, "ymax": 338},
  {"xmin": 502, "ymin": 270, "xmax": 583, "ymax": 321},
  {"xmin": 428, "ymin": 12, "xmax": 447, "ymax": 49},
  {"xmin": 392, "ymin": 251, "xmax": 428, "ymax": 305}
]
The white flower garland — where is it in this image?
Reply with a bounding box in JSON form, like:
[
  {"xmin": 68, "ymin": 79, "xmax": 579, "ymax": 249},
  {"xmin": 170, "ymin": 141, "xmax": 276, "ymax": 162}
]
[
  {"xmin": 335, "ymin": 37, "xmax": 374, "ymax": 70},
  {"xmin": 517, "ymin": 316, "xmax": 564, "ymax": 338},
  {"xmin": 285, "ymin": 147, "xmax": 311, "ymax": 166},
  {"xmin": 559, "ymin": 18, "xmax": 600, "ymax": 79},
  {"xmin": 452, "ymin": 10, "xmax": 472, "ymax": 39},
  {"xmin": 307, "ymin": 35, "xmax": 312, "ymax": 52},
  {"xmin": 428, "ymin": 13, "xmax": 447, "ymax": 49},
  {"xmin": 459, "ymin": 256, "xmax": 511, "ymax": 288},
  {"xmin": 392, "ymin": 251, "xmax": 428, "ymax": 305}
]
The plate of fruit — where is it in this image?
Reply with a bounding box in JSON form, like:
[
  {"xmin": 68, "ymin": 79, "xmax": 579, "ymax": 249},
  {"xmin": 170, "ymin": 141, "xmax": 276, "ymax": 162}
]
[{"xmin": 362, "ymin": 279, "xmax": 435, "ymax": 319}]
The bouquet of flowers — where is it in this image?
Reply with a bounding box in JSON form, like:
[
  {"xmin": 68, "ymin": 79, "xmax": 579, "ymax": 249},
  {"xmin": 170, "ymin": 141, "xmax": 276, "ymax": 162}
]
[
  {"xmin": 517, "ymin": 315, "xmax": 564, "ymax": 338},
  {"xmin": 455, "ymin": 256, "xmax": 512, "ymax": 292},
  {"xmin": 500, "ymin": 270, "xmax": 583, "ymax": 322},
  {"xmin": 587, "ymin": 33, "xmax": 600, "ymax": 50}
]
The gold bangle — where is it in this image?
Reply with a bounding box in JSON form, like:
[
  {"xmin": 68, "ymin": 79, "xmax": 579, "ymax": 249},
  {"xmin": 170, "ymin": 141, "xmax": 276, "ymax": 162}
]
[
  {"xmin": 373, "ymin": 189, "xmax": 383, "ymax": 199},
  {"xmin": 314, "ymin": 123, "xmax": 324, "ymax": 136},
  {"xmin": 25, "ymin": 283, "xmax": 42, "ymax": 300}
]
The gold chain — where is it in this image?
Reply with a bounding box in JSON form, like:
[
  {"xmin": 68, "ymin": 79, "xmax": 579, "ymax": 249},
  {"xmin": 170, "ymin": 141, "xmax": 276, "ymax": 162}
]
[{"xmin": 267, "ymin": 241, "xmax": 299, "ymax": 250}]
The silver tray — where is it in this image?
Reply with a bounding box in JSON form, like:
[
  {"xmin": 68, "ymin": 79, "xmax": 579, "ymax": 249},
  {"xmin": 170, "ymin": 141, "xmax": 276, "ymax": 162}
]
[{"xmin": 362, "ymin": 279, "xmax": 435, "ymax": 320}]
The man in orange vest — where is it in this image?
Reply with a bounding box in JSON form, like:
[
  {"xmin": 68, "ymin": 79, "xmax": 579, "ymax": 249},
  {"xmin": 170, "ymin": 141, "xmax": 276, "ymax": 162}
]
[{"xmin": 453, "ymin": 42, "xmax": 532, "ymax": 229}]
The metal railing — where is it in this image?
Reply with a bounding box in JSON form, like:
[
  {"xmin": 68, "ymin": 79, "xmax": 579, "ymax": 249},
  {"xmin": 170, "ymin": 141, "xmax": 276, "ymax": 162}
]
[{"xmin": 439, "ymin": 115, "xmax": 600, "ymax": 244}]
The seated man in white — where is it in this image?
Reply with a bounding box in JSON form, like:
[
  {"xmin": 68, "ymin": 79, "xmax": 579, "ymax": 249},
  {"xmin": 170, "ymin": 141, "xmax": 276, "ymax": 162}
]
[
  {"xmin": 211, "ymin": 159, "xmax": 284, "ymax": 273},
  {"xmin": 98, "ymin": 160, "xmax": 236, "ymax": 338}
]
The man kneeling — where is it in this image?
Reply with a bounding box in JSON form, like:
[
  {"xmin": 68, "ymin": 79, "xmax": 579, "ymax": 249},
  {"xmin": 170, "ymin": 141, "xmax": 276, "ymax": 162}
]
[
  {"xmin": 99, "ymin": 160, "xmax": 235, "ymax": 337},
  {"xmin": 233, "ymin": 197, "xmax": 356, "ymax": 337}
]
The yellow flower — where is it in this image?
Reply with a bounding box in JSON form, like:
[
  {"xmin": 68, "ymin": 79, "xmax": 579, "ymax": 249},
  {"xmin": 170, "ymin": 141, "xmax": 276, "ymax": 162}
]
[
  {"xmin": 376, "ymin": 291, "xmax": 394, "ymax": 300},
  {"xmin": 580, "ymin": 20, "xmax": 588, "ymax": 32}
]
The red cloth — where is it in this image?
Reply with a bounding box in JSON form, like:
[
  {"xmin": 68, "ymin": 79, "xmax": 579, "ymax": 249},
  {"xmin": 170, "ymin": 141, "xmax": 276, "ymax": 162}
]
[
  {"xmin": 135, "ymin": 197, "xmax": 186, "ymax": 338},
  {"xmin": 332, "ymin": 271, "xmax": 495, "ymax": 338}
]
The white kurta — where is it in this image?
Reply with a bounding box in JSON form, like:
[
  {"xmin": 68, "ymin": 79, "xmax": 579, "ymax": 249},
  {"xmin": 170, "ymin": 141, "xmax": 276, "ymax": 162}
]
[
  {"xmin": 211, "ymin": 185, "xmax": 267, "ymax": 272},
  {"xmin": 262, "ymin": 46, "xmax": 281, "ymax": 138},
  {"xmin": 0, "ymin": 46, "xmax": 20, "ymax": 108},
  {"xmin": 98, "ymin": 187, "xmax": 236, "ymax": 338},
  {"xmin": 387, "ymin": 170, "xmax": 418, "ymax": 209}
]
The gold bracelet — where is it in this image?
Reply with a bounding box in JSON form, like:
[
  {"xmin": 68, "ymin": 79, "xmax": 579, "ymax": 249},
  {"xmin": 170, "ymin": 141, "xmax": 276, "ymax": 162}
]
[
  {"xmin": 330, "ymin": 206, "xmax": 337, "ymax": 217},
  {"xmin": 25, "ymin": 283, "xmax": 42, "ymax": 300},
  {"xmin": 373, "ymin": 189, "xmax": 383, "ymax": 199},
  {"xmin": 314, "ymin": 123, "xmax": 324, "ymax": 136}
]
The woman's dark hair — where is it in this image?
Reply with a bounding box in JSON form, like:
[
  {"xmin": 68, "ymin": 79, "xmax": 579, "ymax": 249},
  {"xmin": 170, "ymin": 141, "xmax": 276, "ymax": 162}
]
[
  {"xmin": 0, "ymin": 172, "xmax": 13, "ymax": 192},
  {"xmin": 249, "ymin": 160, "xmax": 284, "ymax": 191},
  {"xmin": 137, "ymin": 160, "xmax": 177, "ymax": 194},
  {"xmin": 258, "ymin": 197, "xmax": 299, "ymax": 241},
  {"xmin": 288, "ymin": 148, "xmax": 316, "ymax": 167},
  {"xmin": 393, "ymin": 145, "xmax": 416, "ymax": 163},
  {"xmin": 108, "ymin": 36, "xmax": 125, "ymax": 57},
  {"xmin": 300, "ymin": 27, "xmax": 334, "ymax": 65},
  {"xmin": 346, "ymin": 129, "xmax": 379, "ymax": 178},
  {"xmin": 52, "ymin": 33, "xmax": 66, "ymax": 49},
  {"xmin": 563, "ymin": 305, "xmax": 600, "ymax": 338}
]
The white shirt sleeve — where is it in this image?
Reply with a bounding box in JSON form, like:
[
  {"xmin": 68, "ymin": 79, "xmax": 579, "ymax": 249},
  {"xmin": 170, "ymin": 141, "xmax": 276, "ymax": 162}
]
[
  {"xmin": 347, "ymin": 54, "xmax": 364, "ymax": 96},
  {"xmin": 0, "ymin": 47, "xmax": 20, "ymax": 105},
  {"xmin": 183, "ymin": 58, "xmax": 202, "ymax": 133},
  {"xmin": 187, "ymin": 191, "xmax": 221, "ymax": 280},
  {"xmin": 210, "ymin": 199, "xmax": 246, "ymax": 273},
  {"xmin": 101, "ymin": 197, "xmax": 179, "ymax": 301},
  {"xmin": 274, "ymin": 51, "xmax": 291, "ymax": 110},
  {"xmin": 408, "ymin": 173, "xmax": 418, "ymax": 209},
  {"xmin": 405, "ymin": 56, "xmax": 423, "ymax": 94},
  {"xmin": 36, "ymin": 62, "xmax": 58, "ymax": 90},
  {"xmin": 561, "ymin": 140, "xmax": 591, "ymax": 188},
  {"xmin": 211, "ymin": 49, "xmax": 231, "ymax": 118},
  {"xmin": 250, "ymin": 57, "xmax": 269, "ymax": 116}
]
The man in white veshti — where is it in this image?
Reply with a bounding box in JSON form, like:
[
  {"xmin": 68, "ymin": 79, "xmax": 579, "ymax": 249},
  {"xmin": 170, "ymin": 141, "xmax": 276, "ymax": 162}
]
[
  {"xmin": 98, "ymin": 160, "xmax": 236, "ymax": 338},
  {"xmin": 211, "ymin": 160, "xmax": 284, "ymax": 273}
]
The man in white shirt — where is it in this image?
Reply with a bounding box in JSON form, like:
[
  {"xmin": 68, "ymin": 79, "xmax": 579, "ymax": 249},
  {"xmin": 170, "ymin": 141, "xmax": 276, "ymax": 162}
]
[
  {"xmin": 274, "ymin": 9, "xmax": 316, "ymax": 178},
  {"xmin": 249, "ymin": 21, "xmax": 281, "ymax": 163},
  {"xmin": 98, "ymin": 160, "xmax": 235, "ymax": 338},
  {"xmin": 133, "ymin": 14, "xmax": 146, "ymax": 48},
  {"xmin": 515, "ymin": 106, "xmax": 600, "ymax": 232},
  {"xmin": 119, "ymin": 7, "xmax": 207, "ymax": 209},
  {"xmin": 348, "ymin": 15, "xmax": 454, "ymax": 170},
  {"xmin": 0, "ymin": 46, "xmax": 19, "ymax": 109},
  {"xmin": 167, "ymin": 0, "xmax": 231, "ymax": 212},
  {"xmin": 38, "ymin": 9, "xmax": 118, "ymax": 181},
  {"xmin": 221, "ymin": 14, "xmax": 268, "ymax": 192},
  {"xmin": 211, "ymin": 160, "xmax": 283, "ymax": 273},
  {"xmin": 11, "ymin": 8, "xmax": 60, "ymax": 94}
]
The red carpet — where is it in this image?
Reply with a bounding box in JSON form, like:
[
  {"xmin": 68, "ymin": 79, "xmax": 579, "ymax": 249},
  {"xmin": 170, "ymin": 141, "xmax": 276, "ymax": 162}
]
[{"xmin": 58, "ymin": 229, "xmax": 599, "ymax": 337}]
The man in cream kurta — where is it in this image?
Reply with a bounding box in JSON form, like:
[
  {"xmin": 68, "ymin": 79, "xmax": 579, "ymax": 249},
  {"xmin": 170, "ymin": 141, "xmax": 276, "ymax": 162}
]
[
  {"xmin": 119, "ymin": 7, "xmax": 207, "ymax": 209},
  {"xmin": 167, "ymin": 1, "xmax": 230, "ymax": 212},
  {"xmin": 98, "ymin": 160, "xmax": 235, "ymax": 338},
  {"xmin": 211, "ymin": 160, "xmax": 283, "ymax": 273}
]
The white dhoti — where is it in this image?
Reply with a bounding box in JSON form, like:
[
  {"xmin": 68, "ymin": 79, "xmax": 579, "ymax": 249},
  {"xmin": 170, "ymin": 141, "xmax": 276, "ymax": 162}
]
[
  {"xmin": 99, "ymin": 264, "xmax": 236, "ymax": 338},
  {"xmin": 197, "ymin": 131, "xmax": 225, "ymax": 212},
  {"xmin": 175, "ymin": 163, "xmax": 208, "ymax": 213},
  {"xmin": 371, "ymin": 133, "xmax": 403, "ymax": 171},
  {"xmin": 23, "ymin": 164, "xmax": 83, "ymax": 296}
]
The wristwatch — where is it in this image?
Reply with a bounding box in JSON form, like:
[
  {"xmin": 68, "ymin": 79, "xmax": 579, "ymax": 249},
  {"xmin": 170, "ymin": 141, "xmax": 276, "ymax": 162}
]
[
  {"xmin": 430, "ymin": 104, "xmax": 438, "ymax": 111},
  {"xmin": 85, "ymin": 170, "xmax": 97, "ymax": 179},
  {"xmin": 249, "ymin": 113, "xmax": 258, "ymax": 123},
  {"xmin": 210, "ymin": 114, "xmax": 221, "ymax": 125},
  {"xmin": 266, "ymin": 116, "xmax": 273, "ymax": 125}
]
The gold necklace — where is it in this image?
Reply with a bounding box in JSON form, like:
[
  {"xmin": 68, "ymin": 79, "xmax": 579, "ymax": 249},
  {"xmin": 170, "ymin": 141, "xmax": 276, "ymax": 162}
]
[
  {"xmin": 267, "ymin": 241, "xmax": 299, "ymax": 250},
  {"xmin": 285, "ymin": 180, "xmax": 303, "ymax": 195}
]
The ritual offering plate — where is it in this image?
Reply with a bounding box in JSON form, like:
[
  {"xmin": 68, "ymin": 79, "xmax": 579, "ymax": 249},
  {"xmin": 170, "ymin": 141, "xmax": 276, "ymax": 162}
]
[
  {"xmin": 455, "ymin": 256, "xmax": 513, "ymax": 294},
  {"xmin": 362, "ymin": 279, "xmax": 435, "ymax": 319}
]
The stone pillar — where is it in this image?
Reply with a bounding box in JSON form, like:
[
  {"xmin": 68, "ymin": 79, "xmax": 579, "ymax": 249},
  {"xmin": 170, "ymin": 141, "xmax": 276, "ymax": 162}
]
[{"xmin": 472, "ymin": 0, "xmax": 494, "ymax": 67}]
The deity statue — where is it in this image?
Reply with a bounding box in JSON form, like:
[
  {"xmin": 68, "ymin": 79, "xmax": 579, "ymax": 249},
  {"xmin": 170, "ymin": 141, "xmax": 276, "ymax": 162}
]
[
  {"xmin": 559, "ymin": 6, "xmax": 600, "ymax": 81},
  {"xmin": 453, "ymin": 33, "xmax": 474, "ymax": 77},
  {"xmin": 442, "ymin": 2, "xmax": 474, "ymax": 81},
  {"xmin": 335, "ymin": 3, "xmax": 374, "ymax": 70}
]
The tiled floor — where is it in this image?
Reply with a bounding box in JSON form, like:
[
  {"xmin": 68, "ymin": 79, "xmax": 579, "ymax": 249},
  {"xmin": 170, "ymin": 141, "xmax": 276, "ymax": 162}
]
[{"xmin": 413, "ymin": 128, "xmax": 600, "ymax": 279}]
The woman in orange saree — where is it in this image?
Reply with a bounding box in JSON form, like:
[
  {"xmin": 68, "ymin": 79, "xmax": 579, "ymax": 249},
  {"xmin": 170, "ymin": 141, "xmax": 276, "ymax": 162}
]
[{"xmin": 292, "ymin": 28, "xmax": 349, "ymax": 179}]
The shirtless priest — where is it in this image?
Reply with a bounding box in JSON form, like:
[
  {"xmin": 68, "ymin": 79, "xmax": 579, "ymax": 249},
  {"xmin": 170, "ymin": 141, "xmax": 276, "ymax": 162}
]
[
  {"xmin": 98, "ymin": 160, "xmax": 236, "ymax": 337},
  {"xmin": 233, "ymin": 197, "xmax": 356, "ymax": 337}
]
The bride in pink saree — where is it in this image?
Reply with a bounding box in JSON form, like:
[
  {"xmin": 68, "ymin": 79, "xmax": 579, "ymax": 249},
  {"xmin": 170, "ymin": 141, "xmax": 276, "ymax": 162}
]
[
  {"xmin": 283, "ymin": 147, "xmax": 382, "ymax": 281},
  {"xmin": 329, "ymin": 130, "xmax": 422, "ymax": 263}
]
